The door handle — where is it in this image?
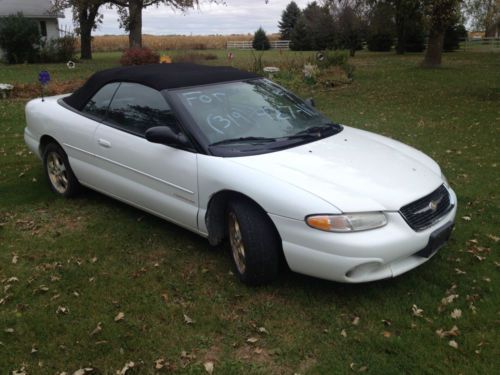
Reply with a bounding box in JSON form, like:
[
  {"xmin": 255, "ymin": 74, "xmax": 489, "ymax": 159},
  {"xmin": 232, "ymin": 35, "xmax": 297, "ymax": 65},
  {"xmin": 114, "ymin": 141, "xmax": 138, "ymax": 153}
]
[{"xmin": 98, "ymin": 138, "xmax": 111, "ymax": 148}]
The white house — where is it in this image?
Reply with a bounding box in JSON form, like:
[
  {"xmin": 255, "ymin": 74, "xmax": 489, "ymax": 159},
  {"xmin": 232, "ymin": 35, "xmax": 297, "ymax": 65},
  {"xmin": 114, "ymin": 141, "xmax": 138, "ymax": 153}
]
[{"xmin": 0, "ymin": 0, "xmax": 64, "ymax": 41}]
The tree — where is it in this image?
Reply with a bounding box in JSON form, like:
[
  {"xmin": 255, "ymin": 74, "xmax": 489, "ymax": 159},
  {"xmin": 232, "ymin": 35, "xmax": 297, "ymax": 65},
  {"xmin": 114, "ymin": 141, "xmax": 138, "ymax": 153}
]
[
  {"xmin": 443, "ymin": 23, "xmax": 467, "ymax": 51},
  {"xmin": 463, "ymin": 0, "xmax": 500, "ymax": 37},
  {"xmin": 336, "ymin": 3, "xmax": 366, "ymax": 56},
  {"xmin": 304, "ymin": 1, "xmax": 337, "ymax": 50},
  {"xmin": 421, "ymin": 0, "xmax": 460, "ymax": 68},
  {"xmin": 252, "ymin": 27, "xmax": 270, "ymax": 50},
  {"xmin": 52, "ymin": 0, "xmax": 106, "ymax": 60},
  {"xmin": 0, "ymin": 14, "xmax": 40, "ymax": 64},
  {"xmin": 404, "ymin": 18, "xmax": 425, "ymax": 52},
  {"xmin": 392, "ymin": 0, "xmax": 423, "ymax": 54},
  {"xmin": 366, "ymin": 1, "xmax": 395, "ymax": 51},
  {"xmin": 290, "ymin": 15, "xmax": 312, "ymax": 50},
  {"xmin": 278, "ymin": 1, "xmax": 301, "ymax": 40}
]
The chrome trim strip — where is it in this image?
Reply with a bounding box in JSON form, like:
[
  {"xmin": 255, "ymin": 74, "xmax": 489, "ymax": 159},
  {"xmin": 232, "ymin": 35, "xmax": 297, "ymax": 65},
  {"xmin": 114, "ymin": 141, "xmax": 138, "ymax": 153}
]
[{"xmin": 63, "ymin": 143, "xmax": 194, "ymax": 195}]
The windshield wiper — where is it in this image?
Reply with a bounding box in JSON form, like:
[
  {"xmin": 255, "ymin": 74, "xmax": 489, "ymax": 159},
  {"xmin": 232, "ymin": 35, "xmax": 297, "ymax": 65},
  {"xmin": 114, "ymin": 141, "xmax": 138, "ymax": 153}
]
[
  {"xmin": 210, "ymin": 136, "xmax": 277, "ymax": 146},
  {"xmin": 283, "ymin": 123, "xmax": 342, "ymax": 140}
]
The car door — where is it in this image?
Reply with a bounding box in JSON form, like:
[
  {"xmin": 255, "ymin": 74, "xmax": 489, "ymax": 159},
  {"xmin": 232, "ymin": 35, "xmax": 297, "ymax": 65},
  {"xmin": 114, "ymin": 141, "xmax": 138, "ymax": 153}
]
[
  {"xmin": 90, "ymin": 82, "xmax": 199, "ymax": 231},
  {"xmin": 62, "ymin": 82, "xmax": 120, "ymax": 184}
]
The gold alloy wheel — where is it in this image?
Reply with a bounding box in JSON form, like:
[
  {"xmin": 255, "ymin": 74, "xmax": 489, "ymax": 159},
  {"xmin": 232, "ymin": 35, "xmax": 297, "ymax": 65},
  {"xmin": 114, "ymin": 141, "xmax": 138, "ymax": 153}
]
[
  {"xmin": 229, "ymin": 211, "xmax": 246, "ymax": 274},
  {"xmin": 46, "ymin": 151, "xmax": 69, "ymax": 194}
]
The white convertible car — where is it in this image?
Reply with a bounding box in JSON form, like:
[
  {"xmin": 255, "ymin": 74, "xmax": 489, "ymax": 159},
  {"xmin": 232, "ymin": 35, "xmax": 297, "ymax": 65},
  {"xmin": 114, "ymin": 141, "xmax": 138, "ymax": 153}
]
[{"xmin": 24, "ymin": 63, "xmax": 457, "ymax": 285}]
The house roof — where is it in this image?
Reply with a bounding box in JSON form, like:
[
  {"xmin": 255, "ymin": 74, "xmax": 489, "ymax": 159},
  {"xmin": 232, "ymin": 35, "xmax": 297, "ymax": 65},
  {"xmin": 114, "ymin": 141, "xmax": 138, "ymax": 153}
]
[
  {"xmin": 64, "ymin": 63, "xmax": 260, "ymax": 111},
  {"xmin": 0, "ymin": 0, "xmax": 64, "ymax": 18}
]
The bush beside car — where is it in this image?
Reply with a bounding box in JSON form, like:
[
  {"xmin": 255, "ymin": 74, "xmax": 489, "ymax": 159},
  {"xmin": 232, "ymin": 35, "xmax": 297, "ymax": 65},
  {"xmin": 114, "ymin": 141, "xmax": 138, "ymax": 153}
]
[{"xmin": 0, "ymin": 13, "xmax": 77, "ymax": 64}]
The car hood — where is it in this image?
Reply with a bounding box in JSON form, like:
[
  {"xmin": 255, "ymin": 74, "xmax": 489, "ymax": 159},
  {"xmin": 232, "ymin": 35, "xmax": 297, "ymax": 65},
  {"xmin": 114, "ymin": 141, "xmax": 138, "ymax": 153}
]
[{"xmin": 228, "ymin": 126, "xmax": 443, "ymax": 212}]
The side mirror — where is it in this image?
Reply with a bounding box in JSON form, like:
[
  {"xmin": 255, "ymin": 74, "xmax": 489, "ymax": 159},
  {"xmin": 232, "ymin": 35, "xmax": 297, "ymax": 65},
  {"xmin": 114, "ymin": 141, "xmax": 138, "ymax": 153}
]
[
  {"xmin": 305, "ymin": 97, "xmax": 315, "ymax": 108},
  {"xmin": 145, "ymin": 126, "xmax": 190, "ymax": 148}
]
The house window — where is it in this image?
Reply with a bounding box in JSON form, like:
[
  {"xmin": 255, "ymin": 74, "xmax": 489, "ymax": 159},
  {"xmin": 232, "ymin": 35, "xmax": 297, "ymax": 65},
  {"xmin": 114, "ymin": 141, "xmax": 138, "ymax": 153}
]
[{"xmin": 40, "ymin": 21, "xmax": 47, "ymax": 37}]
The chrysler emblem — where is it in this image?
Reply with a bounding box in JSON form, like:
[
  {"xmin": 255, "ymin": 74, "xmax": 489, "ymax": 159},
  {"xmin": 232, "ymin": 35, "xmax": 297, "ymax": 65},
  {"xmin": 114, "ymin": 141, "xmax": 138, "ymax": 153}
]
[
  {"xmin": 414, "ymin": 197, "xmax": 442, "ymax": 215},
  {"xmin": 429, "ymin": 200, "xmax": 438, "ymax": 212}
]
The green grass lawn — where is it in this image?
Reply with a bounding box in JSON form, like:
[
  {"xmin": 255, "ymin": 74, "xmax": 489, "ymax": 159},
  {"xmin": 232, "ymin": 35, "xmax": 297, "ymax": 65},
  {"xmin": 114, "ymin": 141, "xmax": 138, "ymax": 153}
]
[{"xmin": 0, "ymin": 50, "xmax": 499, "ymax": 374}]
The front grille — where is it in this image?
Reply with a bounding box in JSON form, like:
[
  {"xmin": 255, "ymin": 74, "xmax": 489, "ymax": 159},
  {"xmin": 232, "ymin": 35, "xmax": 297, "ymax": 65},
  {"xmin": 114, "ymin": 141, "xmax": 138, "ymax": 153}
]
[{"xmin": 400, "ymin": 185, "xmax": 452, "ymax": 231}]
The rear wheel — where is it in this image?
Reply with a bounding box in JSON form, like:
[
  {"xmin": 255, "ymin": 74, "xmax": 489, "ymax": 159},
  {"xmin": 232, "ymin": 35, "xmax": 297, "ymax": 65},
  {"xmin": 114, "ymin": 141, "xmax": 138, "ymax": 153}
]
[
  {"xmin": 227, "ymin": 199, "xmax": 280, "ymax": 285},
  {"xmin": 43, "ymin": 143, "xmax": 80, "ymax": 197}
]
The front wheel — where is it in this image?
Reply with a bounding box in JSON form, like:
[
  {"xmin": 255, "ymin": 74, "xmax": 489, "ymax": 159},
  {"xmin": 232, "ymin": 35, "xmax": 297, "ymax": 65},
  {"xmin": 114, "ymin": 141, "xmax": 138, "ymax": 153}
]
[
  {"xmin": 43, "ymin": 143, "xmax": 81, "ymax": 197},
  {"xmin": 227, "ymin": 199, "xmax": 281, "ymax": 285}
]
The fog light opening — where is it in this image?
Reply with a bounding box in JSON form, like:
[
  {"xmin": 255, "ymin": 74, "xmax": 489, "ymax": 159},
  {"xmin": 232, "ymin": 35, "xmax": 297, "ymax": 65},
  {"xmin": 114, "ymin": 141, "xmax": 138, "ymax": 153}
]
[{"xmin": 346, "ymin": 262, "xmax": 382, "ymax": 279}]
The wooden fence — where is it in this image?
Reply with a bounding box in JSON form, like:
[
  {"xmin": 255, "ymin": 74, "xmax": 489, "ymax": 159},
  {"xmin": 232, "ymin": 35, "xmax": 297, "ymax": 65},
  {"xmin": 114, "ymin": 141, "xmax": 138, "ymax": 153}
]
[{"xmin": 226, "ymin": 40, "xmax": 290, "ymax": 50}]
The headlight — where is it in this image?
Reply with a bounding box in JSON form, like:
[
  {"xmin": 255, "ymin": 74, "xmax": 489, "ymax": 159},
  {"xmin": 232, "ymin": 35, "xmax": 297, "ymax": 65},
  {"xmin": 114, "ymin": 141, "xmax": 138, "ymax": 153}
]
[
  {"xmin": 441, "ymin": 172, "xmax": 450, "ymax": 188},
  {"xmin": 306, "ymin": 213, "xmax": 387, "ymax": 232}
]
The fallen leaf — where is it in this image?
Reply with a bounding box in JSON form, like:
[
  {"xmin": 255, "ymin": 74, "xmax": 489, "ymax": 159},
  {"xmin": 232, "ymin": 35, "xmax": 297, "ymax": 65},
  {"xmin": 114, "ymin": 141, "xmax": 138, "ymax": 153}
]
[
  {"xmin": 12, "ymin": 254, "xmax": 18, "ymax": 264},
  {"xmin": 117, "ymin": 361, "xmax": 135, "ymax": 375},
  {"xmin": 436, "ymin": 325, "xmax": 460, "ymax": 338},
  {"xmin": 114, "ymin": 312, "xmax": 125, "ymax": 322},
  {"xmin": 486, "ymin": 234, "xmax": 499, "ymax": 242},
  {"xmin": 340, "ymin": 329, "xmax": 347, "ymax": 337},
  {"xmin": 450, "ymin": 309, "xmax": 462, "ymax": 319},
  {"xmin": 90, "ymin": 322, "xmax": 102, "ymax": 336},
  {"xmin": 412, "ymin": 304, "xmax": 424, "ymax": 317},
  {"xmin": 382, "ymin": 331, "xmax": 392, "ymax": 338},
  {"xmin": 246, "ymin": 337, "xmax": 259, "ymax": 344},
  {"xmin": 454, "ymin": 268, "xmax": 466, "ymax": 275},
  {"xmin": 34, "ymin": 285, "xmax": 49, "ymax": 294},
  {"xmin": 90, "ymin": 257, "xmax": 98, "ymax": 263},
  {"xmin": 448, "ymin": 340, "xmax": 458, "ymax": 349},
  {"xmin": 180, "ymin": 350, "xmax": 196, "ymax": 360},
  {"xmin": 56, "ymin": 306, "xmax": 69, "ymax": 315},
  {"xmin": 12, "ymin": 367, "xmax": 27, "ymax": 375},
  {"xmin": 461, "ymin": 216, "xmax": 471, "ymax": 221},
  {"xmin": 350, "ymin": 363, "xmax": 368, "ymax": 372},
  {"xmin": 72, "ymin": 369, "xmax": 93, "ymax": 375},
  {"xmin": 258, "ymin": 326, "xmax": 269, "ymax": 334},
  {"xmin": 203, "ymin": 361, "xmax": 214, "ymax": 374},
  {"xmin": 155, "ymin": 358, "xmax": 166, "ymax": 369},
  {"xmin": 4, "ymin": 328, "xmax": 14, "ymax": 333},
  {"xmin": 441, "ymin": 294, "xmax": 459, "ymax": 305},
  {"xmin": 183, "ymin": 314, "xmax": 194, "ymax": 324},
  {"xmin": 352, "ymin": 316, "xmax": 360, "ymax": 325}
]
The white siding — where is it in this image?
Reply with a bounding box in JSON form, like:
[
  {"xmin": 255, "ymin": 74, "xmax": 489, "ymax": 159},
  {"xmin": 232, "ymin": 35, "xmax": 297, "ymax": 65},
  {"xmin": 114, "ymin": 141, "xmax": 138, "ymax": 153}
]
[{"xmin": 43, "ymin": 18, "xmax": 60, "ymax": 40}]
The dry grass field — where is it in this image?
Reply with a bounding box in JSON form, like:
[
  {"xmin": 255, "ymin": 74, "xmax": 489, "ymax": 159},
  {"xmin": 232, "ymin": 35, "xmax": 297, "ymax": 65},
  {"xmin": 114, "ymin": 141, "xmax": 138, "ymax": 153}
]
[{"xmin": 89, "ymin": 34, "xmax": 281, "ymax": 52}]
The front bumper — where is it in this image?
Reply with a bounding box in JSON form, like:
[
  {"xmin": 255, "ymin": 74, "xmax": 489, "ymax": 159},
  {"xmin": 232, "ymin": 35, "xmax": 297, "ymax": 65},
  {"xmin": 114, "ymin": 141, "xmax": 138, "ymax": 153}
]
[{"xmin": 269, "ymin": 188, "xmax": 457, "ymax": 283}]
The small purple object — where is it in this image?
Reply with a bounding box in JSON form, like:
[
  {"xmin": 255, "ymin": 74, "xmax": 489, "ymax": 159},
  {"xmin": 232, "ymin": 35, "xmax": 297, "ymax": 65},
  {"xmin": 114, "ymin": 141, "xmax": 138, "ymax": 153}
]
[{"xmin": 38, "ymin": 71, "xmax": 51, "ymax": 85}]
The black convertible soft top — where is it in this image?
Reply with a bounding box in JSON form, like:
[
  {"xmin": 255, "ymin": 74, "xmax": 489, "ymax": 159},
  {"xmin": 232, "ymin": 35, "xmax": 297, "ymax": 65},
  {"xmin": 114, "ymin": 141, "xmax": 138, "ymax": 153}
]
[{"xmin": 63, "ymin": 63, "xmax": 259, "ymax": 111}]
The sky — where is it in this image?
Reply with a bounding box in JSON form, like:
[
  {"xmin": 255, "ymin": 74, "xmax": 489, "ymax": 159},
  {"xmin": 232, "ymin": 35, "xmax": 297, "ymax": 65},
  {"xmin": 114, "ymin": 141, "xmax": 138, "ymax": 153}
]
[{"xmin": 59, "ymin": 0, "xmax": 312, "ymax": 36}]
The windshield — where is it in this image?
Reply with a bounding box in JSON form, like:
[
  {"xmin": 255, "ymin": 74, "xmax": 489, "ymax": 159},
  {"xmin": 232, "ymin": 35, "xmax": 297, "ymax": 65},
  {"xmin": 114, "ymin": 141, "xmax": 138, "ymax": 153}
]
[{"xmin": 169, "ymin": 79, "xmax": 342, "ymax": 153}]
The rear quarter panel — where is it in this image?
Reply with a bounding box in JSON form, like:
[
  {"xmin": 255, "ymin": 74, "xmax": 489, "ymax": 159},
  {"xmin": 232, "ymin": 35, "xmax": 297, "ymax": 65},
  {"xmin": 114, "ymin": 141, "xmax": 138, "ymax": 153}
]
[{"xmin": 25, "ymin": 95, "xmax": 101, "ymax": 182}]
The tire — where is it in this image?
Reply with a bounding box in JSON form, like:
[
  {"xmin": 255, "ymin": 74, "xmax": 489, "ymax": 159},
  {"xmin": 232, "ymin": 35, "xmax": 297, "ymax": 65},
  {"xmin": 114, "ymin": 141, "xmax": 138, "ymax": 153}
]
[
  {"xmin": 227, "ymin": 199, "xmax": 280, "ymax": 285},
  {"xmin": 43, "ymin": 143, "xmax": 81, "ymax": 198}
]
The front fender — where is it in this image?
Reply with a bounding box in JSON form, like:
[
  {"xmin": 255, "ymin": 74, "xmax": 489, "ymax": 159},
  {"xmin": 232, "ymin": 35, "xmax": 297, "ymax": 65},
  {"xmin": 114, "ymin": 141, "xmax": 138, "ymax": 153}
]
[{"xmin": 196, "ymin": 154, "xmax": 341, "ymax": 234}]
